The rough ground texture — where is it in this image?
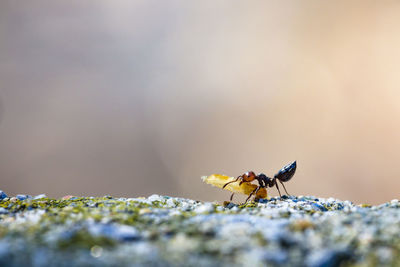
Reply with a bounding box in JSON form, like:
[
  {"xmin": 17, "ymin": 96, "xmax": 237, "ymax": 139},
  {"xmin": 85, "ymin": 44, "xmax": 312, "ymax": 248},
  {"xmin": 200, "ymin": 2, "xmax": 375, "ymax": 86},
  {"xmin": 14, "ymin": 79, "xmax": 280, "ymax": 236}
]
[{"xmin": 0, "ymin": 191, "xmax": 400, "ymax": 267}]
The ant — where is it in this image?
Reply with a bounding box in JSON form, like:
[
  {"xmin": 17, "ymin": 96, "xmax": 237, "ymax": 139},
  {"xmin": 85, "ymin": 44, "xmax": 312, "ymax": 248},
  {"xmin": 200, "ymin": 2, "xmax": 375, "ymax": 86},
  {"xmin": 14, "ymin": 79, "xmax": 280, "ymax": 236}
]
[{"xmin": 223, "ymin": 161, "xmax": 297, "ymax": 203}]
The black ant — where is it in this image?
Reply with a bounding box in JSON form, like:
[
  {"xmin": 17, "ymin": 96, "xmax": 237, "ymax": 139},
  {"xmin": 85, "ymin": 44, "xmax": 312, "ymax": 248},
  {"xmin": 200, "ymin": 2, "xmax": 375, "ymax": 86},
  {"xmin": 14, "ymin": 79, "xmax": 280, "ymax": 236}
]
[{"xmin": 222, "ymin": 161, "xmax": 297, "ymax": 203}]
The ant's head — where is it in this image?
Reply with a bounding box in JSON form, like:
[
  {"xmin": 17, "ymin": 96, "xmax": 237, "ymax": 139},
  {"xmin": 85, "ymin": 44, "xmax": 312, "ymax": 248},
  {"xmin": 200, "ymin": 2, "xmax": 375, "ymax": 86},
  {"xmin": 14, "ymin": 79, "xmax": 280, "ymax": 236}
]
[
  {"xmin": 274, "ymin": 161, "xmax": 296, "ymax": 182},
  {"xmin": 245, "ymin": 171, "xmax": 256, "ymax": 179}
]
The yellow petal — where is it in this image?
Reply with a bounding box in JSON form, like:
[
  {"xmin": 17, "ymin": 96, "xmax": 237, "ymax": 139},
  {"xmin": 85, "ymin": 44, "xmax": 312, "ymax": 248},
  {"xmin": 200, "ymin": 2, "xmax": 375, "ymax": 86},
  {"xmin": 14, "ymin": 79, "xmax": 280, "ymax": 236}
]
[{"xmin": 201, "ymin": 174, "xmax": 267, "ymax": 199}]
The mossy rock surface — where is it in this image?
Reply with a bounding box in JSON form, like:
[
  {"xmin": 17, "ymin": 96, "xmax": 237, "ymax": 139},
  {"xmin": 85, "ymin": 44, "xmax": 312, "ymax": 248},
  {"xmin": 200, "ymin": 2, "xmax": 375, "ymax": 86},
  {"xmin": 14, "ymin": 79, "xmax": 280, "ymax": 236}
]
[{"xmin": 1, "ymin": 193, "xmax": 400, "ymax": 266}]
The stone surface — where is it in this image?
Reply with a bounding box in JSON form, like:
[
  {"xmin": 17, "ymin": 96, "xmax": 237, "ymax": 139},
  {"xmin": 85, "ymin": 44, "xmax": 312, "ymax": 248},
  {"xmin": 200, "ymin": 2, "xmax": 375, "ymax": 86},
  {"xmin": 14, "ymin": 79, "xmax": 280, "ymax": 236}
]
[
  {"xmin": 0, "ymin": 191, "xmax": 7, "ymax": 200},
  {"xmin": 16, "ymin": 194, "xmax": 29, "ymax": 201},
  {"xmin": 0, "ymin": 192, "xmax": 400, "ymax": 266}
]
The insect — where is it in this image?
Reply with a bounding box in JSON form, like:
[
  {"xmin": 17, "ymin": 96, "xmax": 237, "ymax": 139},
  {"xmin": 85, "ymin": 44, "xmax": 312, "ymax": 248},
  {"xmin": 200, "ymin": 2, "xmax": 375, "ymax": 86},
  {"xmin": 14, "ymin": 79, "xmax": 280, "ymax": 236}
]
[{"xmin": 222, "ymin": 161, "xmax": 297, "ymax": 203}]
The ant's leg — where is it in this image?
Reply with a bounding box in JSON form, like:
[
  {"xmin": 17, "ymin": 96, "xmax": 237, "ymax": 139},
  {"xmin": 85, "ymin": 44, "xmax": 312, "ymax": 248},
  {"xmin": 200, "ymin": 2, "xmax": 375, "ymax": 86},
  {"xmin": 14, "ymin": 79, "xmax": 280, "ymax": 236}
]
[
  {"xmin": 279, "ymin": 180, "xmax": 290, "ymax": 196},
  {"xmin": 245, "ymin": 186, "xmax": 260, "ymax": 203},
  {"xmin": 222, "ymin": 176, "xmax": 241, "ymax": 189},
  {"xmin": 275, "ymin": 182, "xmax": 282, "ymax": 197},
  {"xmin": 230, "ymin": 192, "xmax": 235, "ymax": 201},
  {"xmin": 253, "ymin": 187, "xmax": 262, "ymax": 201}
]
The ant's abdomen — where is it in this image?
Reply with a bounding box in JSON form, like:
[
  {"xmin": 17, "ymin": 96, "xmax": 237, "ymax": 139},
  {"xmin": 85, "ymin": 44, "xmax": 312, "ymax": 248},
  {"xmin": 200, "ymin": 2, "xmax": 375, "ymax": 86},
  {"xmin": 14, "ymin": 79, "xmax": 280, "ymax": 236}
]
[{"xmin": 274, "ymin": 161, "xmax": 297, "ymax": 182}]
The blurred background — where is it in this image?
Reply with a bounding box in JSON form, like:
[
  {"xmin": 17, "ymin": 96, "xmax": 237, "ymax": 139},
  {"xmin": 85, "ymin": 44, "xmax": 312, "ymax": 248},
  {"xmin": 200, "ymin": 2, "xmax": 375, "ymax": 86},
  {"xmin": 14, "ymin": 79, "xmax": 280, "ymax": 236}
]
[{"xmin": 1, "ymin": 1, "xmax": 400, "ymax": 204}]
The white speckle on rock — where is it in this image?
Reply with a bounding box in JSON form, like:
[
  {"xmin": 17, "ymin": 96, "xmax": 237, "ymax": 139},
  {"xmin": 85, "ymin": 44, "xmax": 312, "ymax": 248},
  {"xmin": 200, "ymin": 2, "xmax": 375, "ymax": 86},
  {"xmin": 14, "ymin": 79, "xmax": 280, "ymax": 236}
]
[
  {"xmin": 376, "ymin": 246, "xmax": 393, "ymax": 263},
  {"xmin": 148, "ymin": 194, "xmax": 163, "ymax": 202},
  {"xmin": 343, "ymin": 200, "xmax": 353, "ymax": 206},
  {"xmin": 194, "ymin": 203, "xmax": 214, "ymax": 214},
  {"xmin": 90, "ymin": 245, "xmax": 103, "ymax": 258},
  {"xmin": 216, "ymin": 206, "xmax": 224, "ymax": 212},
  {"xmin": 180, "ymin": 202, "xmax": 191, "ymax": 211},
  {"xmin": 169, "ymin": 233, "xmax": 199, "ymax": 253},
  {"xmin": 33, "ymin": 194, "xmax": 47, "ymax": 200},
  {"xmin": 133, "ymin": 242, "xmax": 158, "ymax": 257},
  {"xmin": 169, "ymin": 210, "xmax": 182, "ymax": 216},
  {"xmin": 303, "ymin": 205, "xmax": 312, "ymax": 211},
  {"xmin": 89, "ymin": 223, "xmax": 140, "ymax": 241},
  {"xmin": 327, "ymin": 197, "xmax": 336, "ymax": 203},
  {"xmin": 230, "ymin": 206, "xmax": 239, "ymax": 212},
  {"xmin": 166, "ymin": 198, "xmax": 176, "ymax": 207},
  {"xmin": 219, "ymin": 222, "xmax": 254, "ymax": 239},
  {"xmin": 14, "ymin": 210, "xmax": 45, "ymax": 224}
]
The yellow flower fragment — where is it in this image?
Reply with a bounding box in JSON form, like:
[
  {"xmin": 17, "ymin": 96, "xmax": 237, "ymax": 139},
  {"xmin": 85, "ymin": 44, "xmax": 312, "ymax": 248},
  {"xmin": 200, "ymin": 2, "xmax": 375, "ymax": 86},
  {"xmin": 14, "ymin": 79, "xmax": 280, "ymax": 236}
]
[{"xmin": 201, "ymin": 174, "xmax": 267, "ymax": 199}]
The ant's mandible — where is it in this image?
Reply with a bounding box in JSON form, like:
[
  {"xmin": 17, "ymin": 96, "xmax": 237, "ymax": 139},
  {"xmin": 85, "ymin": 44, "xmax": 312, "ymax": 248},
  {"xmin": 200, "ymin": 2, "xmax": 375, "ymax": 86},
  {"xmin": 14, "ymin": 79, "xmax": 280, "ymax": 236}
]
[{"xmin": 222, "ymin": 161, "xmax": 297, "ymax": 203}]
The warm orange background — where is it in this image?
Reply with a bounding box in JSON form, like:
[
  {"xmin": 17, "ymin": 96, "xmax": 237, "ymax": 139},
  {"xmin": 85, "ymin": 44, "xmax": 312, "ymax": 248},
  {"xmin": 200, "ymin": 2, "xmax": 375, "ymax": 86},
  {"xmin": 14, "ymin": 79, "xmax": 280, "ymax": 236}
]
[{"xmin": 1, "ymin": 1, "xmax": 400, "ymax": 204}]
